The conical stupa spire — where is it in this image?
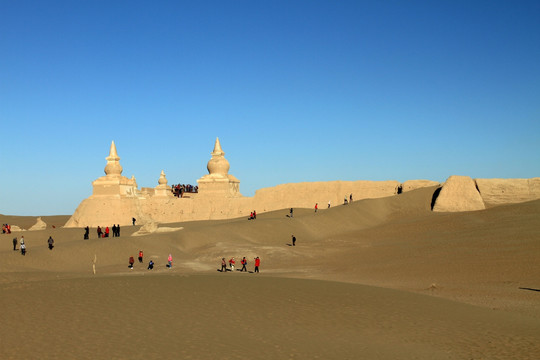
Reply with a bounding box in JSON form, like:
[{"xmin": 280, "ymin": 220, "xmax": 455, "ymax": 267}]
[
  {"xmin": 104, "ymin": 141, "xmax": 123, "ymax": 176},
  {"xmin": 108, "ymin": 141, "xmax": 120, "ymax": 160},
  {"xmin": 212, "ymin": 137, "xmax": 224, "ymax": 156}
]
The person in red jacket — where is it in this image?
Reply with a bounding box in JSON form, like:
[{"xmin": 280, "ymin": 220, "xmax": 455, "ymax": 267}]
[
  {"xmin": 138, "ymin": 250, "xmax": 143, "ymax": 263},
  {"xmin": 240, "ymin": 257, "xmax": 247, "ymax": 272},
  {"xmin": 254, "ymin": 257, "xmax": 260, "ymax": 273},
  {"xmin": 129, "ymin": 256, "xmax": 134, "ymax": 269},
  {"xmin": 105, "ymin": 226, "xmax": 110, "ymax": 238},
  {"xmin": 229, "ymin": 257, "xmax": 235, "ymax": 271}
]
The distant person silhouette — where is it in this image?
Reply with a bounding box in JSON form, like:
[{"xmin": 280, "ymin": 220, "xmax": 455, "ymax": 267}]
[
  {"xmin": 13, "ymin": 237, "xmax": 17, "ymax": 251},
  {"xmin": 292, "ymin": 235, "xmax": 296, "ymax": 246},
  {"xmin": 132, "ymin": 218, "xmax": 136, "ymax": 226}
]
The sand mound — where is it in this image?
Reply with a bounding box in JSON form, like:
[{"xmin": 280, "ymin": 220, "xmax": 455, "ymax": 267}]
[
  {"xmin": 28, "ymin": 216, "xmax": 47, "ymax": 231},
  {"xmin": 131, "ymin": 221, "xmax": 183, "ymax": 236}
]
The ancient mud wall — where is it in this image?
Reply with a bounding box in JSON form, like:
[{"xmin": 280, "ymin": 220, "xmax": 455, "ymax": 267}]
[{"xmin": 475, "ymin": 178, "xmax": 540, "ymax": 205}]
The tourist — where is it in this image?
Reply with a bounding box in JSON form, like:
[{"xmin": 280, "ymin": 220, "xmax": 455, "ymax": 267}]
[
  {"xmin": 116, "ymin": 224, "xmax": 121, "ymax": 237},
  {"xmin": 350, "ymin": 193, "xmax": 353, "ymax": 203},
  {"xmin": 138, "ymin": 250, "xmax": 143, "ymax": 263},
  {"xmin": 20, "ymin": 238, "xmax": 26, "ymax": 256},
  {"xmin": 248, "ymin": 212, "xmax": 254, "ymax": 220},
  {"xmin": 129, "ymin": 256, "xmax": 135, "ymax": 269},
  {"xmin": 253, "ymin": 210, "xmax": 256, "ymax": 219},
  {"xmin": 315, "ymin": 203, "xmax": 318, "ymax": 212},
  {"xmin": 328, "ymin": 200, "xmax": 331, "ymax": 208},
  {"xmin": 290, "ymin": 208, "xmax": 293, "ymax": 218},
  {"xmin": 132, "ymin": 218, "xmax": 136, "ymax": 226},
  {"xmin": 167, "ymin": 254, "xmax": 173, "ymax": 268},
  {"xmin": 97, "ymin": 226, "xmax": 102, "ymax": 238},
  {"xmin": 47, "ymin": 236, "xmax": 54, "ymax": 250},
  {"xmin": 105, "ymin": 226, "xmax": 110, "ymax": 238},
  {"xmin": 240, "ymin": 257, "xmax": 247, "ymax": 272},
  {"xmin": 344, "ymin": 197, "xmax": 348, "ymax": 205},
  {"xmin": 13, "ymin": 237, "xmax": 17, "ymax": 251},
  {"xmin": 84, "ymin": 226, "xmax": 89, "ymax": 240},
  {"xmin": 229, "ymin": 257, "xmax": 235, "ymax": 271},
  {"xmin": 254, "ymin": 257, "xmax": 260, "ymax": 273},
  {"xmin": 112, "ymin": 224, "xmax": 117, "ymax": 237},
  {"xmin": 292, "ymin": 235, "xmax": 296, "ymax": 246},
  {"xmin": 221, "ymin": 258, "xmax": 227, "ymax": 272},
  {"xmin": 147, "ymin": 260, "xmax": 154, "ymax": 270}
]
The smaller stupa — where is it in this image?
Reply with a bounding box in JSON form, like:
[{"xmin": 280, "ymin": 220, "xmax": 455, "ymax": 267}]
[
  {"xmin": 197, "ymin": 137, "xmax": 241, "ymax": 197},
  {"xmin": 154, "ymin": 170, "xmax": 173, "ymax": 197}
]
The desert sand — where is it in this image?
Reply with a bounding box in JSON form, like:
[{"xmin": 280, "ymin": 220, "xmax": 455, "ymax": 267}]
[{"xmin": 1, "ymin": 186, "xmax": 539, "ymax": 359}]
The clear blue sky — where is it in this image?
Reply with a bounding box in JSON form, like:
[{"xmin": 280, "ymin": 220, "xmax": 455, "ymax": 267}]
[{"xmin": 1, "ymin": 0, "xmax": 539, "ymax": 215}]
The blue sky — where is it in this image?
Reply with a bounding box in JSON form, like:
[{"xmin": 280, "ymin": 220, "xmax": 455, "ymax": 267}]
[{"xmin": 1, "ymin": 0, "xmax": 539, "ymax": 215}]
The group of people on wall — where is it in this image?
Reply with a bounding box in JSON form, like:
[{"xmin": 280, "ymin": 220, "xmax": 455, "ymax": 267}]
[{"xmin": 171, "ymin": 184, "xmax": 198, "ymax": 197}]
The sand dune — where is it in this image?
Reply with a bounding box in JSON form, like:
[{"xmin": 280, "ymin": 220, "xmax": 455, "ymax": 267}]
[{"xmin": 1, "ymin": 187, "xmax": 539, "ymax": 359}]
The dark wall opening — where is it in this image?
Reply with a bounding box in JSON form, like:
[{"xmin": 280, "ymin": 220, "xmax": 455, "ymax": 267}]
[{"xmin": 431, "ymin": 187, "xmax": 442, "ymax": 210}]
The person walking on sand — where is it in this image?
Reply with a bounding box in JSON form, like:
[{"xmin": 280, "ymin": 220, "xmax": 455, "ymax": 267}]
[
  {"xmin": 221, "ymin": 258, "xmax": 227, "ymax": 272},
  {"xmin": 84, "ymin": 226, "xmax": 89, "ymax": 240},
  {"xmin": 20, "ymin": 238, "xmax": 26, "ymax": 256},
  {"xmin": 167, "ymin": 254, "xmax": 173, "ymax": 268},
  {"xmin": 240, "ymin": 257, "xmax": 247, "ymax": 272},
  {"xmin": 328, "ymin": 200, "xmax": 331, "ymax": 208},
  {"xmin": 315, "ymin": 203, "xmax": 318, "ymax": 212},
  {"xmin": 292, "ymin": 235, "xmax": 296, "ymax": 246},
  {"xmin": 97, "ymin": 226, "xmax": 102, "ymax": 238},
  {"xmin": 129, "ymin": 256, "xmax": 135, "ymax": 269},
  {"xmin": 47, "ymin": 236, "xmax": 54, "ymax": 250},
  {"xmin": 254, "ymin": 257, "xmax": 260, "ymax": 273},
  {"xmin": 290, "ymin": 208, "xmax": 293, "ymax": 218},
  {"xmin": 147, "ymin": 260, "xmax": 154, "ymax": 270},
  {"xmin": 132, "ymin": 217, "xmax": 136, "ymax": 226},
  {"xmin": 138, "ymin": 250, "xmax": 144, "ymax": 263},
  {"xmin": 13, "ymin": 237, "xmax": 17, "ymax": 251},
  {"xmin": 229, "ymin": 257, "xmax": 235, "ymax": 271}
]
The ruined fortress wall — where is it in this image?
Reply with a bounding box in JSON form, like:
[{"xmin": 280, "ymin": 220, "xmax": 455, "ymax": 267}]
[
  {"xmin": 401, "ymin": 180, "xmax": 440, "ymax": 192},
  {"xmin": 64, "ymin": 196, "xmax": 141, "ymax": 228},
  {"xmin": 475, "ymin": 178, "xmax": 540, "ymax": 205},
  {"xmin": 252, "ymin": 180, "xmax": 400, "ymax": 211}
]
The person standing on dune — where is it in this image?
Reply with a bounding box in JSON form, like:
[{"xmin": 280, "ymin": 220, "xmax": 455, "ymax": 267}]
[
  {"xmin": 254, "ymin": 257, "xmax": 260, "ymax": 273},
  {"xmin": 240, "ymin": 257, "xmax": 247, "ymax": 272},
  {"xmin": 13, "ymin": 237, "xmax": 17, "ymax": 251},
  {"xmin": 138, "ymin": 250, "xmax": 144, "ymax": 263},
  {"xmin": 221, "ymin": 258, "xmax": 227, "ymax": 272},
  {"xmin": 167, "ymin": 254, "xmax": 173, "ymax": 268}
]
